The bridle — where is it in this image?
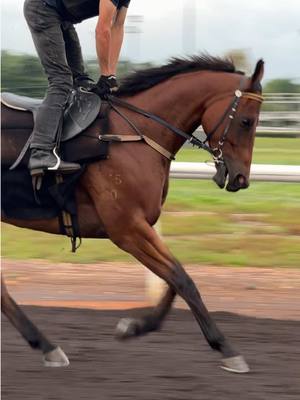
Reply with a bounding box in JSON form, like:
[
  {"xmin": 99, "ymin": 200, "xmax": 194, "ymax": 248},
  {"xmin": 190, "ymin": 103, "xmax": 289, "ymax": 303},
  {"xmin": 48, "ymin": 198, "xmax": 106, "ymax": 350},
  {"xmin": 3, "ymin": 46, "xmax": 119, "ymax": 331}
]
[
  {"xmin": 202, "ymin": 86, "xmax": 264, "ymax": 164},
  {"xmin": 107, "ymin": 81, "xmax": 264, "ymax": 163}
]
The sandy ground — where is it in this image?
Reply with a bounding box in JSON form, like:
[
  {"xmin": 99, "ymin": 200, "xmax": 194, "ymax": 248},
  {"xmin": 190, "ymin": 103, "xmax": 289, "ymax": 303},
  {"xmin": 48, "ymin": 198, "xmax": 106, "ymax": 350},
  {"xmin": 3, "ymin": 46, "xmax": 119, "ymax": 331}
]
[
  {"xmin": 2, "ymin": 260, "xmax": 300, "ymax": 400},
  {"xmin": 2, "ymin": 259, "xmax": 300, "ymax": 319}
]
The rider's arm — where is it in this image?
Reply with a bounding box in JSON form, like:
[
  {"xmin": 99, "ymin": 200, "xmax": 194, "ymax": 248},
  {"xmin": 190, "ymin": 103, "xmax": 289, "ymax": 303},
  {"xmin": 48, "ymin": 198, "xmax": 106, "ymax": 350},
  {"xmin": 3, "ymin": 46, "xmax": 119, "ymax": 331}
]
[
  {"xmin": 95, "ymin": 0, "xmax": 116, "ymax": 76},
  {"xmin": 110, "ymin": 6, "xmax": 128, "ymax": 75}
]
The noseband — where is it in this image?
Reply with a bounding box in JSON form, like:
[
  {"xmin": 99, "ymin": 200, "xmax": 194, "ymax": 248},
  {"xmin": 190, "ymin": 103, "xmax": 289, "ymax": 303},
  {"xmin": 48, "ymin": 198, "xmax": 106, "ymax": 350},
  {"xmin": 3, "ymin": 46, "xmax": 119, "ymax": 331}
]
[{"xmin": 107, "ymin": 82, "xmax": 264, "ymax": 162}]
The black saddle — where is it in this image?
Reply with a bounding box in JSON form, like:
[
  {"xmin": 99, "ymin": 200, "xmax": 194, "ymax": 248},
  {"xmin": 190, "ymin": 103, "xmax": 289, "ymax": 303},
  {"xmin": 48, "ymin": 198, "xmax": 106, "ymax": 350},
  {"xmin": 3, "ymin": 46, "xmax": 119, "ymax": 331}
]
[
  {"xmin": 1, "ymin": 88, "xmax": 101, "ymax": 142},
  {"xmin": 1, "ymin": 88, "xmax": 111, "ymax": 170}
]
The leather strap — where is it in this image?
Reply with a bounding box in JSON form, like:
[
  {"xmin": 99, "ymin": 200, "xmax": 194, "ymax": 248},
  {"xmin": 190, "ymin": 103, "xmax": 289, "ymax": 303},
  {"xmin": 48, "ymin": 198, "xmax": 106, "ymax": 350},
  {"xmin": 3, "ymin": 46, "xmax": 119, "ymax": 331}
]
[
  {"xmin": 205, "ymin": 91, "xmax": 264, "ymax": 108},
  {"xmin": 242, "ymin": 92, "xmax": 264, "ymax": 102},
  {"xmin": 143, "ymin": 136, "xmax": 175, "ymax": 160},
  {"xmin": 99, "ymin": 134, "xmax": 175, "ymax": 160},
  {"xmin": 99, "ymin": 134, "xmax": 142, "ymax": 142},
  {"xmin": 107, "ymin": 96, "xmax": 213, "ymax": 154},
  {"xmin": 9, "ymin": 133, "xmax": 33, "ymax": 170},
  {"xmin": 55, "ymin": 174, "xmax": 78, "ymax": 251}
]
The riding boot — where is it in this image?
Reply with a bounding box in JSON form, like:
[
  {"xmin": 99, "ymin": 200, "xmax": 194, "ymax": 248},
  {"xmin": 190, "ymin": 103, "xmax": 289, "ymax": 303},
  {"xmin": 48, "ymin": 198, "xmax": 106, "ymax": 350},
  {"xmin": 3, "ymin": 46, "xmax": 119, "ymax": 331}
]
[
  {"xmin": 28, "ymin": 103, "xmax": 80, "ymax": 177},
  {"xmin": 28, "ymin": 148, "xmax": 81, "ymax": 177}
]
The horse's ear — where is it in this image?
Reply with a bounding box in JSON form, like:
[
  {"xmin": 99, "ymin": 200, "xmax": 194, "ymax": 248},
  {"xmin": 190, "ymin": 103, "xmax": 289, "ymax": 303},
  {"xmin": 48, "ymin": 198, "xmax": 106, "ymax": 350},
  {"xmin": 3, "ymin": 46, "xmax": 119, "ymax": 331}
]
[{"xmin": 251, "ymin": 59, "xmax": 264, "ymax": 87}]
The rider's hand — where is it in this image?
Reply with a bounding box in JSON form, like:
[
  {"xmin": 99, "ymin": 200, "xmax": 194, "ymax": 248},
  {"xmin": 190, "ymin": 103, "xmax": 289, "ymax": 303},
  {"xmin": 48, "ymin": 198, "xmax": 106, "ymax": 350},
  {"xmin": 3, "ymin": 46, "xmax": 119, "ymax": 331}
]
[
  {"xmin": 91, "ymin": 75, "xmax": 119, "ymax": 98},
  {"xmin": 107, "ymin": 75, "xmax": 119, "ymax": 93}
]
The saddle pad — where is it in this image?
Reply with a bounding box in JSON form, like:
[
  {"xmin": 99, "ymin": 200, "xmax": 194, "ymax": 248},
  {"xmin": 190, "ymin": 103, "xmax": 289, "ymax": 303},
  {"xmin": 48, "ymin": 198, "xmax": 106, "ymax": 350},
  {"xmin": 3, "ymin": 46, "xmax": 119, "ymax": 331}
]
[{"xmin": 1, "ymin": 167, "xmax": 83, "ymax": 221}]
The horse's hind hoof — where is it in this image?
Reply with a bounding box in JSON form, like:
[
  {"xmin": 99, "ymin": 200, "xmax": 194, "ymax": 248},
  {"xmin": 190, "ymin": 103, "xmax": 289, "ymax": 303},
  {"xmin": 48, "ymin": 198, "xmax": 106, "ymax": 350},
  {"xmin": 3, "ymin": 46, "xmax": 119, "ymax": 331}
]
[
  {"xmin": 220, "ymin": 355, "xmax": 250, "ymax": 374},
  {"xmin": 43, "ymin": 346, "xmax": 70, "ymax": 367},
  {"xmin": 115, "ymin": 318, "xmax": 139, "ymax": 340}
]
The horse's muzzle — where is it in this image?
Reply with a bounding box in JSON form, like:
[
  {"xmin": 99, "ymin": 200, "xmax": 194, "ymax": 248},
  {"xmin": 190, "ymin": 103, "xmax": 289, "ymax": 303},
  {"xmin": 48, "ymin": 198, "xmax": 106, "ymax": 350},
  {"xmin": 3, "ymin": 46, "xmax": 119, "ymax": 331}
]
[
  {"xmin": 213, "ymin": 163, "xmax": 228, "ymax": 189},
  {"xmin": 213, "ymin": 160, "xmax": 250, "ymax": 192},
  {"xmin": 226, "ymin": 174, "xmax": 249, "ymax": 192}
]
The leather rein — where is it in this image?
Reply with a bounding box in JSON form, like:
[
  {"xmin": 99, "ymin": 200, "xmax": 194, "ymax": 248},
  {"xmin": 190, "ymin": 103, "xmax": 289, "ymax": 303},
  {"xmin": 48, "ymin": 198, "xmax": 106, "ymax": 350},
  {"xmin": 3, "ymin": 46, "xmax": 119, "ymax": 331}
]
[{"xmin": 106, "ymin": 83, "xmax": 264, "ymax": 163}]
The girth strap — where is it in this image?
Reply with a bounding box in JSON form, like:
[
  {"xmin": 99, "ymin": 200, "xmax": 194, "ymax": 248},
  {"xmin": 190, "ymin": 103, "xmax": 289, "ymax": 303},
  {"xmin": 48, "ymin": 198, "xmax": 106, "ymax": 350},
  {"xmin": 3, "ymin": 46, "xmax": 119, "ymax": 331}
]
[
  {"xmin": 55, "ymin": 174, "xmax": 81, "ymax": 253},
  {"xmin": 99, "ymin": 134, "xmax": 175, "ymax": 160}
]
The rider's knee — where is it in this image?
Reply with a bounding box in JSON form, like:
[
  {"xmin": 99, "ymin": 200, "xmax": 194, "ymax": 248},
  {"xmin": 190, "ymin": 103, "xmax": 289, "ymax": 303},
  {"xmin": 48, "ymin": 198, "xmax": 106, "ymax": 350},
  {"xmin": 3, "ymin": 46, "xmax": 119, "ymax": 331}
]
[
  {"xmin": 48, "ymin": 73, "xmax": 73, "ymax": 91},
  {"xmin": 46, "ymin": 75, "xmax": 73, "ymax": 101}
]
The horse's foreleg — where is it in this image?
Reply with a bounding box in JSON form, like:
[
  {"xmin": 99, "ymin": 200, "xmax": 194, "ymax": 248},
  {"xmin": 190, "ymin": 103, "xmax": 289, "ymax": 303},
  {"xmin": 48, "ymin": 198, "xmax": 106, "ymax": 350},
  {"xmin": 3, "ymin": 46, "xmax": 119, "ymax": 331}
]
[
  {"xmin": 1, "ymin": 275, "xmax": 69, "ymax": 367},
  {"xmin": 116, "ymin": 286, "xmax": 176, "ymax": 339},
  {"xmin": 113, "ymin": 222, "xmax": 249, "ymax": 373}
]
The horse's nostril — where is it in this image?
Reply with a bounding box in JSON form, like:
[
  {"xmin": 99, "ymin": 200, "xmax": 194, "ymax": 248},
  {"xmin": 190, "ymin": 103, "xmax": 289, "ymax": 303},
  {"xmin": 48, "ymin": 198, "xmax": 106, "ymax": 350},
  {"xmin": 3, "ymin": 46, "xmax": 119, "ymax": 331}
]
[
  {"xmin": 236, "ymin": 174, "xmax": 248, "ymax": 188},
  {"xmin": 238, "ymin": 175, "xmax": 245, "ymax": 185}
]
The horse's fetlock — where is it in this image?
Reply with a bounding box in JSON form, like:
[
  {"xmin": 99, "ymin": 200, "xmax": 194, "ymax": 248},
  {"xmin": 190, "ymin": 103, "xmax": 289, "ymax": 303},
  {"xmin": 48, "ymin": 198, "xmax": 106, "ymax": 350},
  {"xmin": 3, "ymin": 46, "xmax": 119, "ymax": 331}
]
[
  {"xmin": 208, "ymin": 330, "xmax": 227, "ymax": 352},
  {"xmin": 28, "ymin": 338, "xmax": 41, "ymax": 350},
  {"xmin": 143, "ymin": 315, "xmax": 160, "ymax": 332}
]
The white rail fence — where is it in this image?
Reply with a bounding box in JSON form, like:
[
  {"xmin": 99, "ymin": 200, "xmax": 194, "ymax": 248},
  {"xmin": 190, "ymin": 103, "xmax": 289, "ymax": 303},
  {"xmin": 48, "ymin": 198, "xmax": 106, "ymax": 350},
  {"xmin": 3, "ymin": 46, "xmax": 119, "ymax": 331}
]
[
  {"xmin": 146, "ymin": 162, "xmax": 300, "ymax": 303},
  {"xmin": 170, "ymin": 162, "xmax": 300, "ymax": 183},
  {"xmin": 195, "ymin": 93, "xmax": 300, "ymax": 136}
]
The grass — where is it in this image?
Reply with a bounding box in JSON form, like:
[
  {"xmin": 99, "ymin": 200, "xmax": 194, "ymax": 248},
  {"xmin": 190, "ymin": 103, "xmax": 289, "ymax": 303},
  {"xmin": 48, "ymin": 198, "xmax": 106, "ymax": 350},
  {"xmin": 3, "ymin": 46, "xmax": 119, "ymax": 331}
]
[
  {"xmin": 176, "ymin": 137, "xmax": 300, "ymax": 165},
  {"xmin": 2, "ymin": 137, "xmax": 300, "ymax": 268}
]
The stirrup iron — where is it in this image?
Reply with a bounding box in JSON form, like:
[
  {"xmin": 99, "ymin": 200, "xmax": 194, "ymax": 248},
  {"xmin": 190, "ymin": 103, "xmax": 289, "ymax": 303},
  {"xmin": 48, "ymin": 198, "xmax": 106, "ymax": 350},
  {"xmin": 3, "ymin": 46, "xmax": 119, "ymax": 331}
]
[{"xmin": 47, "ymin": 147, "xmax": 61, "ymax": 171}]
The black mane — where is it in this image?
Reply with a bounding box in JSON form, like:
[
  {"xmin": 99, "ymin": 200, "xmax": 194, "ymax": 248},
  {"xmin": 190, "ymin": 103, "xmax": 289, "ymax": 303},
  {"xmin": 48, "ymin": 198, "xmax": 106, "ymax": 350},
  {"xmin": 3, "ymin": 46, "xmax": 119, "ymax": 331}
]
[{"xmin": 118, "ymin": 54, "xmax": 242, "ymax": 96}]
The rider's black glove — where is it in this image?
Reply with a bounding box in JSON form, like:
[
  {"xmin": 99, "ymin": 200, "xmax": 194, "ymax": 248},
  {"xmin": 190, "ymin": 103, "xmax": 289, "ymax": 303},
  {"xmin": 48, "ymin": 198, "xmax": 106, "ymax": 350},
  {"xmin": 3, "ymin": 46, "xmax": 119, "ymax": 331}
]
[{"xmin": 91, "ymin": 75, "xmax": 119, "ymax": 98}]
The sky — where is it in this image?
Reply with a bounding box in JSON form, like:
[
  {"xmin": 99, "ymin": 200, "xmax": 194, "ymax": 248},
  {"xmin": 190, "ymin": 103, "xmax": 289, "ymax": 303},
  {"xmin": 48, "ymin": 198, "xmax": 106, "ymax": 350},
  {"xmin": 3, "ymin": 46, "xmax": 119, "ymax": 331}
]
[{"xmin": 1, "ymin": 0, "xmax": 300, "ymax": 81}]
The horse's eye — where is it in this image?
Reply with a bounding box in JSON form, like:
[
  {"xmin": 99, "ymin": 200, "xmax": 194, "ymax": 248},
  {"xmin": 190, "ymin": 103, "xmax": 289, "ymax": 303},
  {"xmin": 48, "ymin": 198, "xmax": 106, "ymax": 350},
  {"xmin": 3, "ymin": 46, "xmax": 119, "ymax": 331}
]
[{"xmin": 241, "ymin": 118, "xmax": 254, "ymax": 128}]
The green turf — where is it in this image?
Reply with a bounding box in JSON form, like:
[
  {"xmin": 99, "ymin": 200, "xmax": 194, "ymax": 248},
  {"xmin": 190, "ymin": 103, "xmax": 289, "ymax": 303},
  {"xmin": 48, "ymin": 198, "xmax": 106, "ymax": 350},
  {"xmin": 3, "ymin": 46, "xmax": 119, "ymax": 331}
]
[
  {"xmin": 2, "ymin": 137, "xmax": 300, "ymax": 268},
  {"xmin": 176, "ymin": 137, "xmax": 300, "ymax": 165}
]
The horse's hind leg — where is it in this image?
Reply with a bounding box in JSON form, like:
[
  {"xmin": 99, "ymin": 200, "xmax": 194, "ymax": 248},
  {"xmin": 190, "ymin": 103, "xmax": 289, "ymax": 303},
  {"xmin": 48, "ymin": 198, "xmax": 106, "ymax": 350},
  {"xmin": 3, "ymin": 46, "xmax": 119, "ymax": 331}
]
[
  {"xmin": 113, "ymin": 221, "xmax": 249, "ymax": 373},
  {"xmin": 116, "ymin": 286, "xmax": 176, "ymax": 339},
  {"xmin": 1, "ymin": 274, "xmax": 69, "ymax": 367}
]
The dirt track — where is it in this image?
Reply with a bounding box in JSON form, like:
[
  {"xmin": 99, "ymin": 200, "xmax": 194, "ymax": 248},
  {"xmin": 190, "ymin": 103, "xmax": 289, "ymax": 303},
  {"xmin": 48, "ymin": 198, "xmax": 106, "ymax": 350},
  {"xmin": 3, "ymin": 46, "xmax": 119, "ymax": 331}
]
[{"xmin": 2, "ymin": 260, "xmax": 300, "ymax": 399}]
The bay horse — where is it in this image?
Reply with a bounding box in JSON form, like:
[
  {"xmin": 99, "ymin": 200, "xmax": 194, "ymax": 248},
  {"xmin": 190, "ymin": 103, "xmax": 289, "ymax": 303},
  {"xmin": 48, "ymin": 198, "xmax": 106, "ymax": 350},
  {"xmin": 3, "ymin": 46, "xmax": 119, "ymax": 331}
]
[{"xmin": 1, "ymin": 55, "xmax": 264, "ymax": 373}]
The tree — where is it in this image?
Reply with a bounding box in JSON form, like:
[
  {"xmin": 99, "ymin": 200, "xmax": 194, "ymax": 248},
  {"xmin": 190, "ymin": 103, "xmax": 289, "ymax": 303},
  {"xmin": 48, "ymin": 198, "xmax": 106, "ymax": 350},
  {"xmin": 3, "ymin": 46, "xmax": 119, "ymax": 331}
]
[
  {"xmin": 263, "ymin": 79, "xmax": 300, "ymax": 94},
  {"xmin": 1, "ymin": 51, "xmax": 47, "ymax": 97},
  {"xmin": 1, "ymin": 51, "xmax": 155, "ymax": 97}
]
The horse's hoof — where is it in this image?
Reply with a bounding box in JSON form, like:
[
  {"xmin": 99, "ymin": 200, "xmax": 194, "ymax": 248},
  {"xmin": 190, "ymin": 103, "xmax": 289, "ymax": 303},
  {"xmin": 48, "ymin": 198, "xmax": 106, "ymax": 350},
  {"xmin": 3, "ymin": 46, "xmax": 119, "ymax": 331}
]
[
  {"xmin": 220, "ymin": 355, "xmax": 250, "ymax": 374},
  {"xmin": 115, "ymin": 318, "xmax": 139, "ymax": 340},
  {"xmin": 43, "ymin": 346, "xmax": 70, "ymax": 367}
]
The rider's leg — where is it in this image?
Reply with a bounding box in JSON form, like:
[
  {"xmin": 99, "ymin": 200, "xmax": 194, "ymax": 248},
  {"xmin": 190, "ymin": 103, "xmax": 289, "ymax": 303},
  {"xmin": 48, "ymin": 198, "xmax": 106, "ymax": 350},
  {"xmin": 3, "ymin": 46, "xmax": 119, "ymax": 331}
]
[
  {"xmin": 24, "ymin": 0, "xmax": 80, "ymax": 175},
  {"xmin": 61, "ymin": 22, "xmax": 93, "ymax": 89}
]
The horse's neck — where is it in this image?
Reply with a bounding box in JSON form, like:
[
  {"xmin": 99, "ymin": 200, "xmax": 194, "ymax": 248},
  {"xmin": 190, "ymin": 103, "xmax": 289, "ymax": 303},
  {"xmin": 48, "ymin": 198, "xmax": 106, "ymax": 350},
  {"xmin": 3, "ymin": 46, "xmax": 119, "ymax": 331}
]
[{"xmin": 134, "ymin": 72, "xmax": 239, "ymax": 156}]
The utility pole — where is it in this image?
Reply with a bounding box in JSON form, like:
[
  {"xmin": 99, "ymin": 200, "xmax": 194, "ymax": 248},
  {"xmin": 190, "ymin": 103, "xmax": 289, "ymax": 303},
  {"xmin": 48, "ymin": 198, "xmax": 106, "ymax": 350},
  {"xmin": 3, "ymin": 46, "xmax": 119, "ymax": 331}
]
[{"xmin": 182, "ymin": 0, "xmax": 196, "ymax": 55}]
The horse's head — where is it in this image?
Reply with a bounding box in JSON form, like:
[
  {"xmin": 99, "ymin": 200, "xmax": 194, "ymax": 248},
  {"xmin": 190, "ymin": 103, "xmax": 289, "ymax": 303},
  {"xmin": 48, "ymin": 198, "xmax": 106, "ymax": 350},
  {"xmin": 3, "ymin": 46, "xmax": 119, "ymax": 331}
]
[{"xmin": 201, "ymin": 60, "xmax": 264, "ymax": 192}]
